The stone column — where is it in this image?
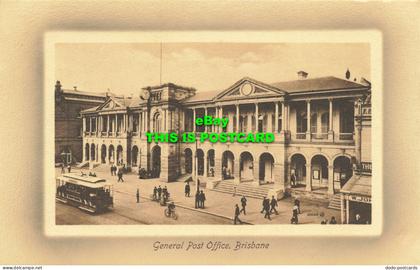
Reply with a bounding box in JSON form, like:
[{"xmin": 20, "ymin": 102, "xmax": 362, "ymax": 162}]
[
  {"xmin": 214, "ymin": 156, "xmax": 222, "ymax": 180},
  {"xmin": 341, "ymin": 194, "xmax": 345, "ymax": 224},
  {"xmin": 115, "ymin": 114, "xmax": 118, "ymax": 133},
  {"xmin": 204, "ymin": 107, "xmax": 208, "ymax": 132},
  {"xmin": 255, "ymin": 103, "xmax": 259, "ymax": 131},
  {"xmin": 328, "ymin": 99, "xmax": 334, "ymax": 141},
  {"xmin": 233, "ymin": 158, "xmax": 240, "ymax": 184},
  {"xmin": 281, "ymin": 102, "xmax": 285, "ymax": 131},
  {"xmin": 83, "ymin": 117, "xmax": 86, "ymax": 132},
  {"xmin": 145, "ymin": 110, "xmax": 148, "ymax": 132},
  {"xmin": 107, "ymin": 115, "xmax": 110, "ymax": 134},
  {"xmin": 275, "ymin": 102, "xmax": 279, "ymax": 133},
  {"xmin": 253, "ymin": 158, "xmax": 260, "ymax": 186},
  {"xmin": 328, "ymin": 165, "xmax": 334, "ymax": 195},
  {"xmin": 305, "ymin": 164, "xmax": 312, "ymax": 191},
  {"xmin": 193, "ymin": 108, "xmax": 196, "ymax": 133},
  {"xmin": 236, "ymin": 104, "xmax": 240, "ymax": 132},
  {"xmin": 164, "ymin": 109, "xmax": 167, "ymax": 132},
  {"xmin": 346, "ymin": 197, "xmax": 350, "ymax": 224},
  {"xmin": 306, "ymin": 100, "xmax": 311, "ymax": 141}
]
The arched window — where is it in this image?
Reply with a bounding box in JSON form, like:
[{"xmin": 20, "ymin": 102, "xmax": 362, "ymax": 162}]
[{"xmin": 153, "ymin": 112, "xmax": 162, "ymax": 133}]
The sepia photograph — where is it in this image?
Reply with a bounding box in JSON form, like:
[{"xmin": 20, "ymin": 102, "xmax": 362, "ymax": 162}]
[
  {"xmin": 3, "ymin": 0, "xmax": 420, "ymax": 266},
  {"xmin": 46, "ymin": 31, "xmax": 381, "ymax": 235}
]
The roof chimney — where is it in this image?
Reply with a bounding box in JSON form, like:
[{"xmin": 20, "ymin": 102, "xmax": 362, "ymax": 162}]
[
  {"xmin": 297, "ymin": 71, "xmax": 308, "ymax": 80},
  {"xmin": 345, "ymin": 68, "xmax": 351, "ymax": 80},
  {"xmin": 73, "ymin": 86, "xmax": 78, "ymax": 91},
  {"xmin": 55, "ymin": 80, "xmax": 62, "ymax": 92}
]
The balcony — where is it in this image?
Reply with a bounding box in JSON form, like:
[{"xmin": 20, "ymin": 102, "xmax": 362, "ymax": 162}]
[
  {"xmin": 311, "ymin": 133, "xmax": 328, "ymax": 140},
  {"xmin": 339, "ymin": 133, "xmax": 354, "ymax": 141},
  {"xmin": 295, "ymin": 133, "xmax": 306, "ymax": 140}
]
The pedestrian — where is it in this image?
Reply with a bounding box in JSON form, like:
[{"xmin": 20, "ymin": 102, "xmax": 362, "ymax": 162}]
[
  {"xmin": 233, "ymin": 186, "xmax": 236, "ymax": 197},
  {"xmin": 200, "ymin": 190, "xmax": 206, "ymax": 208},
  {"xmin": 321, "ymin": 219, "xmax": 328, "ymax": 224},
  {"xmin": 330, "ymin": 216, "xmax": 337, "ymax": 224},
  {"xmin": 263, "ymin": 197, "xmax": 271, "ymax": 220},
  {"xmin": 113, "ymin": 164, "xmax": 117, "ymax": 176},
  {"xmin": 153, "ymin": 186, "xmax": 157, "ymax": 200},
  {"xmin": 162, "ymin": 186, "xmax": 168, "ymax": 198},
  {"xmin": 291, "ymin": 171, "xmax": 296, "ymax": 187},
  {"xmin": 234, "ymin": 204, "xmax": 242, "ymax": 225},
  {"xmin": 222, "ymin": 166, "xmax": 226, "ymax": 180},
  {"xmin": 260, "ymin": 197, "xmax": 266, "ymax": 213},
  {"xmin": 67, "ymin": 164, "xmax": 71, "ymax": 173},
  {"xmin": 291, "ymin": 204, "xmax": 299, "ymax": 224},
  {"xmin": 354, "ymin": 214, "xmax": 362, "ymax": 224},
  {"xmin": 195, "ymin": 190, "xmax": 200, "ymax": 209},
  {"xmin": 117, "ymin": 168, "xmax": 124, "ymax": 182},
  {"xmin": 157, "ymin": 185, "xmax": 162, "ymax": 200},
  {"xmin": 294, "ymin": 198, "xmax": 301, "ymax": 214},
  {"xmin": 270, "ymin": 196, "xmax": 279, "ymax": 215},
  {"xmin": 61, "ymin": 163, "xmax": 65, "ymax": 174},
  {"xmin": 136, "ymin": 188, "xmax": 140, "ymax": 203},
  {"xmin": 240, "ymin": 196, "xmax": 247, "ymax": 215},
  {"xmin": 185, "ymin": 182, "xmax": 191, "ymax": 197}
]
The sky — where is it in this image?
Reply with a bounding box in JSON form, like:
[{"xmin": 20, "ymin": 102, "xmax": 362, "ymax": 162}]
[{"xmin": 55, "ymin": 43, "xmax": 370, "ymax": 95}]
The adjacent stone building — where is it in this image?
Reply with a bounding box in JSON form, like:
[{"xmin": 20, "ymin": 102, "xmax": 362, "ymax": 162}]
[{"xmin": 55, "ymin": 81, "xmax": 107, "ymax": 164}]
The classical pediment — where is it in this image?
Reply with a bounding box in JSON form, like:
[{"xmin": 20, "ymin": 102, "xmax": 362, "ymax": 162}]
[
  {"xmin": 214, "ymin": 77, "xmax": 286, "ymax": 101},
  {"xmin": 96, "ymin": 97, "xmax": 125, "ymax": 111}
]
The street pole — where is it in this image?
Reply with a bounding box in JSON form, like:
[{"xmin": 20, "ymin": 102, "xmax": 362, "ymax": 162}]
[{"xmin": 195, "ymin": 137, "xmax": 199, "ymax": 192}]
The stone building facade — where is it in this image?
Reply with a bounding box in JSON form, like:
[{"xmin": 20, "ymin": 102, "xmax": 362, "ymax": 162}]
[{"xmin": 80, "ymin": 72, "xmax": 371, "ymax": 197}]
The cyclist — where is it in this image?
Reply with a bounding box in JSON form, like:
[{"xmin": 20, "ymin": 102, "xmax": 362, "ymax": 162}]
[{"xmin": 167, "ymin": 202, "xmax": 176, "ymax": 217}]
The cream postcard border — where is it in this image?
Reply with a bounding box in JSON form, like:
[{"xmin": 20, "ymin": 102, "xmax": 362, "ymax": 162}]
[{"xmin": 44, "ymin": 31, "xmax": 383, "ymax": 237}]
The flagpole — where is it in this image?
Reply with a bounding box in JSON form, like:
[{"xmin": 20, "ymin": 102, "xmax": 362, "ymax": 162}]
[{"xmin": 160, "ymin": 42, "xmax": 162, "ymax": 85}]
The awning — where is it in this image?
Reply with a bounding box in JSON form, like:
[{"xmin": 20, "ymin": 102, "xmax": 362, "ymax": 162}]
[{"xmin": 341, "ymin": 174, "xmax": 371, "ymax": 197}]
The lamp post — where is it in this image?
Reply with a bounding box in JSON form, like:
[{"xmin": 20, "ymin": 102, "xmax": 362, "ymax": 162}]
[{"xmin": 195, "ymin": 136, "xmax": 199, "ymax": 192}]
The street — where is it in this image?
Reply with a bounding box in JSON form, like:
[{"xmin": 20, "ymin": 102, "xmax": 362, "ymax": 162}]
[{"xmin": 56, "ymin": 165, "xmax": 341, "ymax": 225}]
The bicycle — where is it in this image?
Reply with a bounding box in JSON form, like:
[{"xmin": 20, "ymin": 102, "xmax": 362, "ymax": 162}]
[{"xmin": 164, "ymin": 208, "xmax": 178, "ymax": 220}]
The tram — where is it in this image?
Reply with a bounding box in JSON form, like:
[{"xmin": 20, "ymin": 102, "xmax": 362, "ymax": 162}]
[{"xmin": 56, "ymin": 172, "xmax": 113, "ymax": 213}]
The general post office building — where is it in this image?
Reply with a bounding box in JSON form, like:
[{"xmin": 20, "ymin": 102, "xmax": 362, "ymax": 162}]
[{"xmin": 80, "ymin": 70, "xmax": 372, "ymax": 203}]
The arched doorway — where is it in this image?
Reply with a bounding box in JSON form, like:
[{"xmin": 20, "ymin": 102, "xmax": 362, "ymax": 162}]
[
  {"xmin": 184, "ymin": 148, "xmax": 192, "ymax": 174},
  {"xmin": 90, "ymin": 144, "xmax": 96, "ymax": 161},
  {"xmin": 240, "ymin": 152, "xmax": 254, "ymax": 181},
  {"xmin": 151, "ymin": 145, "xmax": 161, "ymax": 178},
  {"xmin": 334, "ymin": 156, "xmax": 353, "ymax": 188},
  {"xmin": 207, "ymin": 149, "xmax": 215, "ymax": 177},
  {"xmin": 108, "ymin": 145, "xmax": 115, "ymax": 164},
  {"xmin": 131, "ymin": 146, "xmax": 139, "ymax": 167},
  {"xmin": 222, "ymin": 151, "xmax": 234, "ymax": 180},
  {"xmin": 311, "ymin": 155, "xmax": 329, "ymax": 188},
  {"xmin": 197, "ymin": 149, "xmax": 204, "ymax": 176},
  {"xmin": 116, "ymin": 145, "xmax": 123, "ymax": 165},
  {"xmin": 101, "ymin": 144, "xmax": 106, "ymax": 163},
  {"xmin": 85, "ymin": 143, "xmax": 90, "ymax": 161},
  {"xmin": 259, "ymin": 153, "xmax": 274, "ymax": 182},
  {"xmin": 291, "ymin": 154, "xmax": 306, "ymax": 186}
]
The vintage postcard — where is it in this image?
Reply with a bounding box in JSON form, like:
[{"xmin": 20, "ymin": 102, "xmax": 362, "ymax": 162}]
[{"xmin": 44, "ymin": 31, "xmax": 382, "ymax": 237}]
